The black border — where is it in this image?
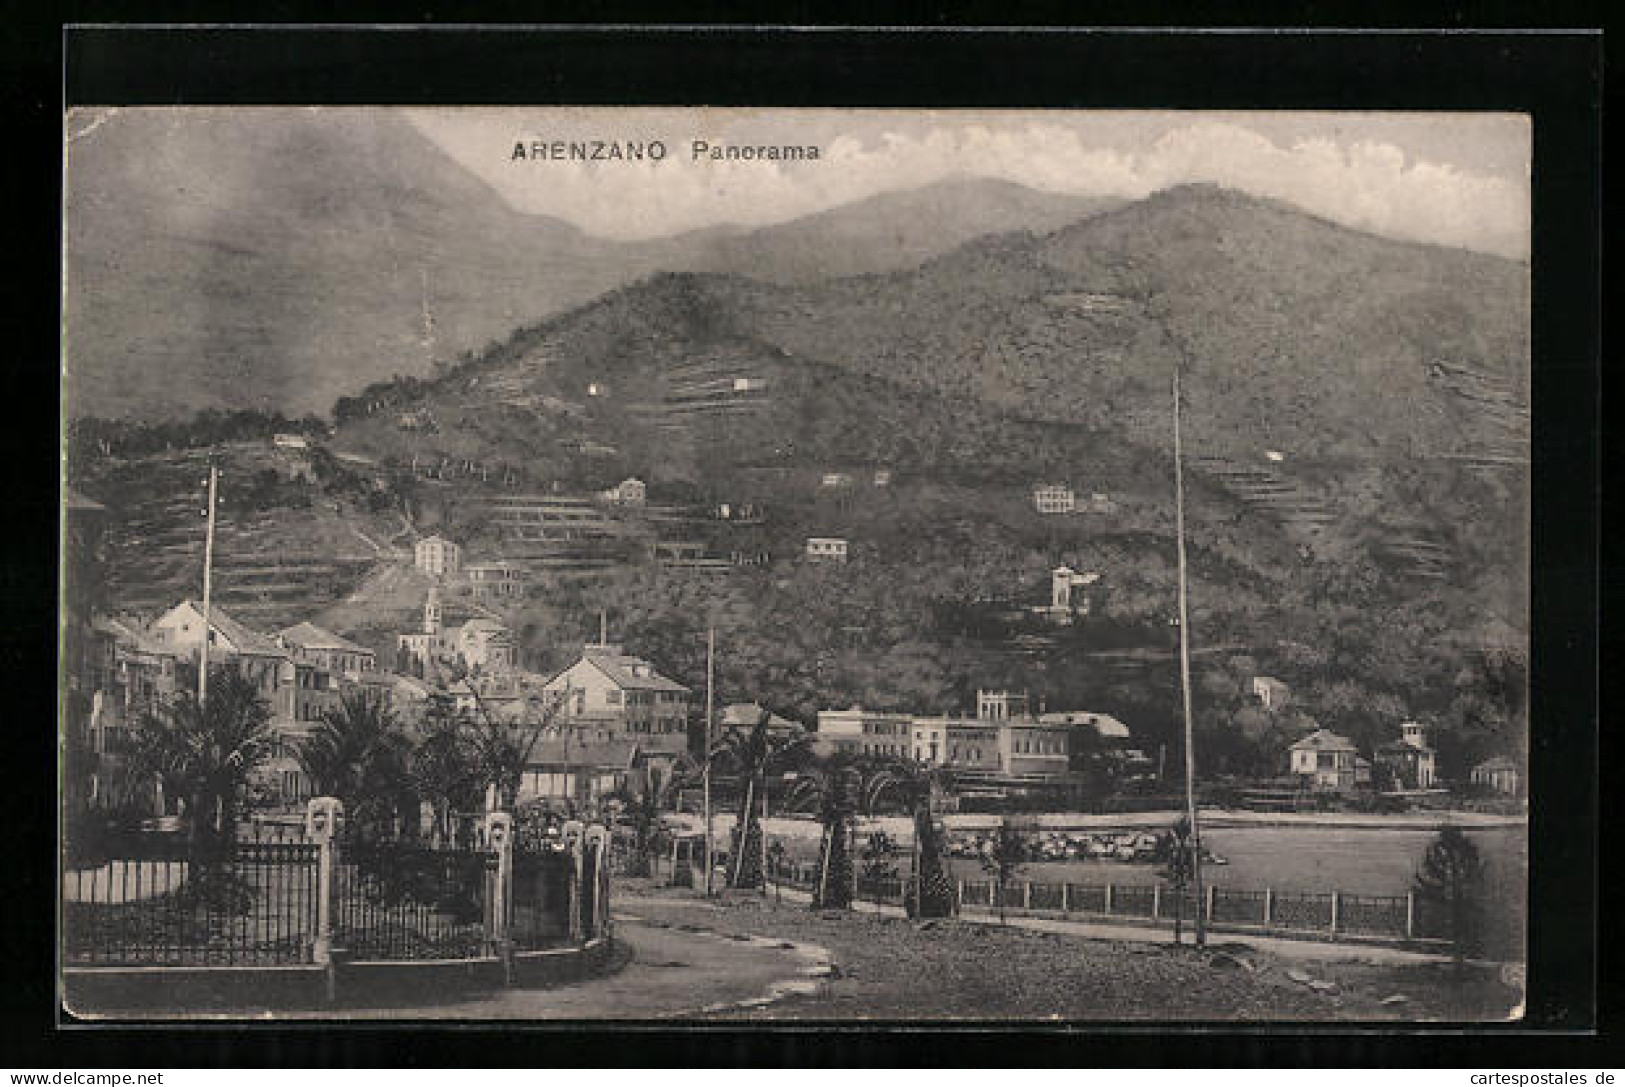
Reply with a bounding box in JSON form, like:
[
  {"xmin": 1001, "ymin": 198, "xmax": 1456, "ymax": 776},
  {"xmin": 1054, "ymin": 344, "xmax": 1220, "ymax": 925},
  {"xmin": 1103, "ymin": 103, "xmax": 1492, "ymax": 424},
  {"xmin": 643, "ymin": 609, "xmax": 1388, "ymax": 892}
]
[{"xmin": 7, "ymin": 18, "xmax": 1606, "ymax": 1068}]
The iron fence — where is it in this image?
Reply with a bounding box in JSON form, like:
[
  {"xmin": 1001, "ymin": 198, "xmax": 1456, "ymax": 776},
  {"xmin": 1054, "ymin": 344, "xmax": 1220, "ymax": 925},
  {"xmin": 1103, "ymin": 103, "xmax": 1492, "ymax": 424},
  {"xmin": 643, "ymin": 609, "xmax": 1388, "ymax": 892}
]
[
  {"xmin": 1270, "ymin": 891, "xmax": 1335, "ymax": 930},
  {"xmin": 65, "ymin": 817, "xmax": 609, "ymax": 968},
  {"xmin": 1211, "ymin": 888, "xmax": 1269, "ymax": 925},
  {"xmin": 62, "ymin": 837, "xmax": 319, "ymax": 966}
]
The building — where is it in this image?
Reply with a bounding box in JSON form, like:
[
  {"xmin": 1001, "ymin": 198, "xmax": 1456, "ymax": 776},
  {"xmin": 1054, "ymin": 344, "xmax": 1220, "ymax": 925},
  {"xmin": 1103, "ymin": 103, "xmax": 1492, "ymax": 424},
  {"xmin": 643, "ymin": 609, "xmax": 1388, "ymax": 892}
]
[
  {"xmin": 719, "ymin": 702, "xmax": 806, "ymax": 742},
  {"xmin": 598, "ymin": 478, "xmax": 646, "ymax": 506},
  {"xmin": 456, "ymin": 618, "xmax": 518, "ymax": 674},
  {"xmin": 415, "ymin": 535, "xmax": 462, "ymax": 577},
  {"xmin": 1471, "ymin": 756, "xmax": 1523, "ymax": 796},
  {"xmin": 150, "ymin": 600, "xmax": 291, "ymax": 701},
  {"xmin": 976, "ymin": 689, "xmax": 1030, "ymax": 721},
  {"xmin": 1032, "ymin": 483, "xmax": 1076, "ymax": 515},
  {"xmin": 1042, "ymin": 566, "xmax": 1100, "ymax": 623},
  {"xmin": 1252, "ymin": 676, "xmax": 1291, "ymax": 711},
  {"xmin": 815, "ymin": 706, "xmax": 913, "ymax": 760},
  {"xmin": 805, "ymin": 537, "xmax": 849, "ymax": 564},
  {"xmin": 1374, "ymin": 721, "xmax": 1439, "ymax": 789},
  {"xmin": 465, "ymin": 560, "xmax": 527, "ymax": 601},
  {"xmin": 999, "ymin": 720, "xmax": 1073, "ymax": 777},
  {"xmin": 276, "ymin": 621, "xmax": 377, "ymax": 677},
  {"xmin": 872, "ymin": 469, "xmax": 893, "ymax": 487},
  {"xmin": 272, "ymin": 433, "xmax": 309, "ymax": 450},
  {"xmin": 1288, "ymin": 729, "xmax": 1364, "ymax": 790},
  {"xmin": 541, "ymin": 640, "xmax": 691, "ymax": 756},
  {"xmin": 819, "ymin": 472, "xmax": 854, "ymax": 489},
  {"xmin": 398, "ymin": 586, "xmax": 453, "ymax": 664}
]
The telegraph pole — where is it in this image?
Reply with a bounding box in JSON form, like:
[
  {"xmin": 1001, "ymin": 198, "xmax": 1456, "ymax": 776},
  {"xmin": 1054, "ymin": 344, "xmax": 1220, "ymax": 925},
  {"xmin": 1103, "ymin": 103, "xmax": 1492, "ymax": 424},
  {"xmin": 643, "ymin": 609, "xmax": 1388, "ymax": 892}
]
[
  {"xmin": 1173, "ymin": 370, "xmax": 1207, "ymax": 947},
  {"xmin": 703, "ymin": 626, "xmax": 716, "ymax": 897},
  {"xmin": 198, "ymin": 464, "xmax": 218, "ymax": 705}
]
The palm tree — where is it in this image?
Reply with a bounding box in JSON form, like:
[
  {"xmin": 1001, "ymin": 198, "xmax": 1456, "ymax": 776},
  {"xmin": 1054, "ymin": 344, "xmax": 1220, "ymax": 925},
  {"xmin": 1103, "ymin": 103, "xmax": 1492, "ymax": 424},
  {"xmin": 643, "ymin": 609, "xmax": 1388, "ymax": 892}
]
[
  {"xmin": 297, "ymin": 689, "xmax": 415, "ymax": 842},
  {"xmin": 864, "ymin": 758, "xmax": 957, "ymax": 918},
  {"xmin": 713, "ymin": 708, "xmax": 812, "ymax": 890},
  {"xmin": 127, "ymin": 666, "xmax": 276, "ymax": 858},
  {"xmin": 460, "ymin": 686, "xmax": 567, "ymax": 812},
  {"xmin": 783, "ymin": 758, "xmax": 863, "ymax": 909}
]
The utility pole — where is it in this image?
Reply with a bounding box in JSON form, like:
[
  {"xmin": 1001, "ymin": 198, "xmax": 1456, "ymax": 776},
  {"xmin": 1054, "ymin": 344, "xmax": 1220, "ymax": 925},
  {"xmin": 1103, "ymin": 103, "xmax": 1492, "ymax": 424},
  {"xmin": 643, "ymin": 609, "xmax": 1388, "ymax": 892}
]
[
  {"xmin": 198, "ymin": 464, "xmax": 219, "ymax": 705},
  {"xmin": 1173, "ymin": 370, "xmax": 1207, "ymax": 947},
  {"xmin": 703, "ymin": 626, "xmax": 715, "ymax": 897}
]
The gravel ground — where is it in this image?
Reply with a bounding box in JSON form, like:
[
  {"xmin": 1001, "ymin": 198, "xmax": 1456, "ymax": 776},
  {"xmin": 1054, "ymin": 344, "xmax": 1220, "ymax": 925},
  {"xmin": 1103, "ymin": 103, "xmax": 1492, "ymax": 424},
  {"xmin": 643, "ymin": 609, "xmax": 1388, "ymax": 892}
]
[{"xmin": 619, "ymin": 881, "xmax": 1522, "ymax": 1023}]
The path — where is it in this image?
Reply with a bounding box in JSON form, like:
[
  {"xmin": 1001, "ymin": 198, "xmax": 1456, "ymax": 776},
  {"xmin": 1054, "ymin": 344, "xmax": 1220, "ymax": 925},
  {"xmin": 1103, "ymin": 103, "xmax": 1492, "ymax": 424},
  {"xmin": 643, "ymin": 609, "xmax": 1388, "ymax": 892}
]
[{"xmin": 275, "ymin": 915, "xmax": 829, "ymax": 1020}]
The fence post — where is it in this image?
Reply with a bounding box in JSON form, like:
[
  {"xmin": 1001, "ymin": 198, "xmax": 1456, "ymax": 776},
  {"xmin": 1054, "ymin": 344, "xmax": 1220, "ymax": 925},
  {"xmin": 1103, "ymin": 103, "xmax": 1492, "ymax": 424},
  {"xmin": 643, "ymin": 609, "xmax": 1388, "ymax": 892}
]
[
  {"xmin": 1061, "ymin": 883, "xmax": 1070, "ymax": 912},
  {"xmin": 1405, "ymin": 892, "xmax": 1415, "ymax": 940},
  {"xmin": 1330, "ymin": 891, "xmax": 1340, "ymax": 936},
  {"xmin": 586, "ymin": 824, "xmax": 611, "ymax": 939},
  {"xmin": 1206, "ymin": 883, "xmax": 1216, "ymax": 924},
  {"xmin": 484, "ymin": 811, "xmax": 514, "ymax": 981},
  {"xmin": 1105, "ymin": 883, "xmax": 1114, "ymax": 916},
  {"xmin": 1151, "ymin": 885, "xmax": 1160, "ymax": 920},
  {"xmin": 563, "ymin": 820, "xmax": 585, "ymax": 942},
  {"xmin": 1023, "ymin": 882, "xmax": 1032, "ymax": 911},
  {"xmin": 956, "ymin": 879, "xmax": 965, "ymax": 910},
  {"xmin": 1263, "ymin": 887, "xmax": 1273, "ymax": 927},
  {"xmin": 305, "ymin": 797, "xmax": 343, "ymax": 1003}
]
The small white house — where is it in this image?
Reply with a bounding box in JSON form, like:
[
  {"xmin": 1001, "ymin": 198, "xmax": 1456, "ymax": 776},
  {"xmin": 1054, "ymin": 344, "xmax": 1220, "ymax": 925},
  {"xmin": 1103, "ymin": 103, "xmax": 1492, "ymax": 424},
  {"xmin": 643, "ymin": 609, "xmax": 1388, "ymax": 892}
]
[
  {"xmin": 1032, "ymin": 483, "xmax": 1076, "ymax": 514},
  {"xmin": 805, "ymin": 537, "xmax": 849, "ymax": 563}
]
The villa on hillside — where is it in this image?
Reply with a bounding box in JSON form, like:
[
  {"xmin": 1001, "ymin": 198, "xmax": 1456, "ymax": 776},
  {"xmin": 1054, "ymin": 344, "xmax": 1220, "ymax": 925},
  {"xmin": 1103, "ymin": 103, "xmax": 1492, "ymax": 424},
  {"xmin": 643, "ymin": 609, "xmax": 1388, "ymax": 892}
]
[
  {"xmin": 1032, "ymin": 483, "xmax": 1076, "ymax": 514},
  {"xmin": 415, "ymin": 534, "xmax": 462, "ymax": 577},
  {"xmin": 1374, "ymin": 720, "xmax": 1439, "ymax": 789},
  {"xmin": 1252, "ymin": 675, "xmax": 1291, "ymax": 711},
  {"xmin": 805, "ymin": 537, "xmax": 849, "ymax": 563},
  {"xmin": 1288, "ymin": 729, "xmax": 1367, "ymax": 790}
]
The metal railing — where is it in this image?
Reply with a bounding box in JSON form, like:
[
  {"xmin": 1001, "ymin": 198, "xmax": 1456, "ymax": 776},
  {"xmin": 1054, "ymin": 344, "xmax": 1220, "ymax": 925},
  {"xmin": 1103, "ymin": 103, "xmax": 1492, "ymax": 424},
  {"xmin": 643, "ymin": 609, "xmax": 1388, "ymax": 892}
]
[{"xmin": 63, "ymin": 800, "xmax": 614, "ymax": 968}]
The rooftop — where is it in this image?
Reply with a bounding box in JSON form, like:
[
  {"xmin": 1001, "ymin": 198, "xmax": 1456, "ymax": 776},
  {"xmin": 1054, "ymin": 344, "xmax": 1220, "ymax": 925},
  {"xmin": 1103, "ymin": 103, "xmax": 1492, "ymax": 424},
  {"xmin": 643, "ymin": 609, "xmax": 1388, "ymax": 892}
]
[
  {"xmin": 1289, "ymin": 728, "xmax": 1358, "ymax": 752},
  {"xmin": 277, "ymin": 621, "xmax": 372, "ymax": 655}
]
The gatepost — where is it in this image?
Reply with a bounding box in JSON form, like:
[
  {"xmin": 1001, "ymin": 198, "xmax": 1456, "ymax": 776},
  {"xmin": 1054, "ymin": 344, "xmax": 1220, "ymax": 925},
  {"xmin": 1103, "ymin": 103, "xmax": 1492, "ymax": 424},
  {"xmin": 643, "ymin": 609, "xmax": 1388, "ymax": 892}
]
[
  {"xmin": 484, "ymin": 811, "xmax": 515, "ymax": 983},
  {"xmin": 586, "ymin": 824, "xmax": 612, "ymax": 939},
  {"xmin": 562, "ymin": 820, "xmax": 586, "ymax": 942},
  {"xmin": 305, "ymin": 796, "xmax": 344, "ymax": 1003}
]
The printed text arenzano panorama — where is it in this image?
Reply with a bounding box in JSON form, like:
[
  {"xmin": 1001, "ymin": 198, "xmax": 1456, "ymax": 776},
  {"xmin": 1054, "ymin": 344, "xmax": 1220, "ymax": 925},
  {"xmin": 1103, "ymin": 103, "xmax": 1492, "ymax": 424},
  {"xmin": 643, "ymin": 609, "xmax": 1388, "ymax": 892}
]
[{"xmin": 510, "ymin": 140, "xmax": 822, "ymax": 163}]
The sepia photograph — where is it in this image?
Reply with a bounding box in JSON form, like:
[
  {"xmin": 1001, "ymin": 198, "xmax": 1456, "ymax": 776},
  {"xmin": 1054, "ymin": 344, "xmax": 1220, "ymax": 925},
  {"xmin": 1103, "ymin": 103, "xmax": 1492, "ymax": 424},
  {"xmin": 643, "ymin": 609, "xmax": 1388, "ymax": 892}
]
[{"xmin": 59, "ymin": 105, "xmax": 1531, "ymax": 1024}]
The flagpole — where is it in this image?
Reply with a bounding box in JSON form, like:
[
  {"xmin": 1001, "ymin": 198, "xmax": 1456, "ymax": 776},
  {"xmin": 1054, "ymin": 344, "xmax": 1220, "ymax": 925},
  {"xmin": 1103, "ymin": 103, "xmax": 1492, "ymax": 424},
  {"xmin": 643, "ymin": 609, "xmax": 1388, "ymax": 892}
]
[
  {"xmin": 198, "ymin": 464, "xmax": 218, "ymax": 705},
  {"xmin": 703, "ymin": 625, "xmax": 715, "ymax": 897},
  {"xmin": 1173, "ymin": 369, "xmax": 1207, "ymax": 947}
]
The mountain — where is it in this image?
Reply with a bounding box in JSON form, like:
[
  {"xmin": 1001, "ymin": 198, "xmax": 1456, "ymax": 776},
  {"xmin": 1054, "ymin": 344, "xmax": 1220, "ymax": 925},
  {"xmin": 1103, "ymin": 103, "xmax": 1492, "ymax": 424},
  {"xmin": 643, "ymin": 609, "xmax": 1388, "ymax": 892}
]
[
  {"xmin": 648, "ymin": 176, "xmax": 1122, "ymax": 284},
  {"xmin": 62, "ymin": 109, "xmax": 1120, "ymax": 421},
  {"xmin": 63, "ymin": 109, "xmax": 664, "ymax": 421},
  {"xmin": 321, "ymin": 182, "xmax": 1528, "ymax": 608}
]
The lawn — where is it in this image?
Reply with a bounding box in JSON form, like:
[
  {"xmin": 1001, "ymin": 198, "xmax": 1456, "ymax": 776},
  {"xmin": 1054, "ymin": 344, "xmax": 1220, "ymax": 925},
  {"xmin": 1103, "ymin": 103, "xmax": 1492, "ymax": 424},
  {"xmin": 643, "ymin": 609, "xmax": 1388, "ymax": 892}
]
[{"xmin": 617, "ymin": 880, "xmax": 1522, "ymax": 1022}]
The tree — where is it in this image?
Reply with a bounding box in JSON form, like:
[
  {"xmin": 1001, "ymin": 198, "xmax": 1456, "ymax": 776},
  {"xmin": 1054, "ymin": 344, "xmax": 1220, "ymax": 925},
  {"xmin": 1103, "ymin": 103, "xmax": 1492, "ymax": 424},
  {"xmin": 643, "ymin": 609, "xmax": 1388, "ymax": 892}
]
[
  {"xmin": 297, "ymin": 690, "xmax": 415, "ymax": 842},
  {"xmin": 713, "ymin": 708, "xmax": 812, "ymax": 890},
  {"xmin": 784, "ymin": 759, "xmax": 863, "ymax": 909},
  {"xmin": 126, "ymin": 667, "xmax": 276, "ymax": 860},
  {"xmin": 410, "ymin": 694, "xmax": 480, "ymax": 846},
  {"xmin": 1159, "ymin": 816, "xmax": 1196, "ymax": 945},
  {"xmin": 1413, "ymin": 825, "xmax": 1487, "ymax": 967},
  {"xmin": 864, "ymin": 758, "xmax": 957, "ymax": 918},
  {"xmin": 980, "ymin": 820, "xmax": 1029, "ymax": 925}
]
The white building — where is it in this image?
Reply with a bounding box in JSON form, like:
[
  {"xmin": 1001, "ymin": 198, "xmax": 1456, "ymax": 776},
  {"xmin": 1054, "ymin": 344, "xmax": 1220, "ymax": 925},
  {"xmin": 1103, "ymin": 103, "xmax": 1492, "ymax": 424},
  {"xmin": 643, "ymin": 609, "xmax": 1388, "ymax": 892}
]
[
  {"xmin": 465, "ymin": 560, "xmax": 527, "ymax": 601},
  {"xmin": 1252, "ymin": 676, "xmax": 1291, "ymax": 711},
  {"xmin": 805, "ymin": 537, "xmax": 849, "ymax": 563},
  {"xmin": 1032, "ymin": 483, "xmax": 1076, "ymax": 514},
  {"xmin": 415, "ymin": 535, "xmax": 462, "ymax": 577},
  {"xmin": 598, "ymin": 478, "xmax": 646, "ymax": 506}
]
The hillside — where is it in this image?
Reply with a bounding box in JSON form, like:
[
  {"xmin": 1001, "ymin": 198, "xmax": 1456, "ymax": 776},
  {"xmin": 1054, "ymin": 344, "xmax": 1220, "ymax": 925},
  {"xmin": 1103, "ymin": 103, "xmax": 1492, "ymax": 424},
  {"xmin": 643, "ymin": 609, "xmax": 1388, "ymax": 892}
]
[{"xmin": 66, "ymin": 181, "xmax": 1530, "ymax": 781}]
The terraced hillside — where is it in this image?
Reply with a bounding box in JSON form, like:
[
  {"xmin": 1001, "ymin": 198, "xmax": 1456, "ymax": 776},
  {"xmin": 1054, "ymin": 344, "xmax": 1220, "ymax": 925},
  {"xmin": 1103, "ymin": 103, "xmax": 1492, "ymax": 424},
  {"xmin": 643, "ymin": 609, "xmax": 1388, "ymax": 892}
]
[{"xmin": 72, "ymin": 442, "xmax": 393, "ymax": 628}]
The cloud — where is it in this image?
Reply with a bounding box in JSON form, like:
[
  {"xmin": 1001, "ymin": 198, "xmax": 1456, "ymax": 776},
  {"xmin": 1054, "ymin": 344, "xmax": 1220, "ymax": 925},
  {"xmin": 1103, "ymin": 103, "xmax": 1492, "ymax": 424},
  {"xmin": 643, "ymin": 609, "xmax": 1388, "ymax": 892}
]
[{"xmin": 409, "ymin": 111, "xmax": 1529, "ymax": 258}]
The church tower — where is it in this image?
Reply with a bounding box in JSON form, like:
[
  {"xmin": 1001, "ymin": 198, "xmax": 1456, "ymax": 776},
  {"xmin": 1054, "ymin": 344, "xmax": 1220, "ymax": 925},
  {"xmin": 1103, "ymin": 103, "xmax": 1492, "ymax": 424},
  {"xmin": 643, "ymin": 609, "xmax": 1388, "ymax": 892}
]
[{"xmin": 424, "ymin": 585, "xmax": 442, "ymax": 637}]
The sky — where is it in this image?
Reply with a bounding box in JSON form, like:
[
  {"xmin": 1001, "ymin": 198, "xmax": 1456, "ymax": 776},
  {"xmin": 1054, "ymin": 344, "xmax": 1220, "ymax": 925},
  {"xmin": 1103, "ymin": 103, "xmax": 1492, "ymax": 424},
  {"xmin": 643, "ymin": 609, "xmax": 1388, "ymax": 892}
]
[{"xmin": 405, "ymin": 108, "xmax": 1531, "ymax": 259}]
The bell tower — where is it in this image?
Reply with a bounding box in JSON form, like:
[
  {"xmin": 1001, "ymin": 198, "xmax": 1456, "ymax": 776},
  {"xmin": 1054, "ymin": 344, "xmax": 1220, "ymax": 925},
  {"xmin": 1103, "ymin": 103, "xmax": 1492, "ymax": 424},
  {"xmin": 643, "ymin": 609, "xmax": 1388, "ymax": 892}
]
[{"xmin": 424, "ymin": 585, "xmax": 442, "ymax": 637}]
